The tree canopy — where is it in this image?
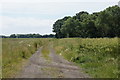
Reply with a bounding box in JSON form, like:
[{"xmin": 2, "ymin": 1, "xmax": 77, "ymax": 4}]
[{"xmin": 53, "ymin": 5, "xmax": 120, "ymax": 38}]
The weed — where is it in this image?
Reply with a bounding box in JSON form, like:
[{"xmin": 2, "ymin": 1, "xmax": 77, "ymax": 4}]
[
  {"xmin": 2, "ymin": 38, "xmax": 48, "ymax": 78},
  {"xmin": 53, "ymin": 38, "xmax": 119, "ymax": 78}
]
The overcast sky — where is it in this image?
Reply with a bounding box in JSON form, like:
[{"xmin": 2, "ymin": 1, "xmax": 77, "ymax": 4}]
[{"xmin": 0, "ymin": 0, "xmax": 119, "ymax": 36}]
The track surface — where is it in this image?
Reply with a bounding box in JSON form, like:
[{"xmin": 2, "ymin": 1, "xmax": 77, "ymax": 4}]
[{"xmin": 17, "ymin": 46, "xmax": 90, "ymax": 78}]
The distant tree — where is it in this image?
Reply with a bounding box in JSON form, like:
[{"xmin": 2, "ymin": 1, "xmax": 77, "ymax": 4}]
[
  {"xmin": 8, "ymin": 34, "xmax": 54, "ymax": 38},
  {"xmin": 1, "ymin": 36, "xmax": 8, "ymax": 38},
  {"xmin": 34, "ymin": 34, "xmax": 42, "ymax": 38},
  {"xmin": 9, "ymin": 34, "xmax": 16, "ymax": 38}
]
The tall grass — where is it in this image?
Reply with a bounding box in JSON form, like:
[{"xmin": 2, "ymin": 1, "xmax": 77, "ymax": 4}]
[
  {"xmin": 2, "ymin": 38, "xmax": 119, "ymax": 78},
  {"xmin": 53, "ymin": 38, "xmax": 119, "ymax": 78},
  {"xmin": 2, "ymin": 38, "xmax": 52, "ymax": 78}
]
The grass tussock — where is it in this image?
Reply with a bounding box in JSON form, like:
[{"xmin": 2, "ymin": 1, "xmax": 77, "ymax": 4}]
[{"xmin": 41, "ymin": 46, "xmax": 50, "ymax": 60}]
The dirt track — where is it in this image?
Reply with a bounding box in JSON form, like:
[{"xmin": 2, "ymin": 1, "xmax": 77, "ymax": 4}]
[{"xmin": 16, "ymin": 46, "xmax": 90, "ymax": 78}]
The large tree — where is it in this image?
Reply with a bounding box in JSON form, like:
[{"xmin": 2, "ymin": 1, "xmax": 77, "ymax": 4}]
[
  {"xmin": 52, "ymin": 5, "xmax": 120, "ymax": 38},
  {"xmin": 95, "ymin": 5, "xmax": 120, "ymax": 37},
  {"xmin": 61, "ymin": 18, "xmax": 81, "ymax": 37},
  {"xmin": 53, "ymin": 16, "xmax": 71, "ymax": 38}
]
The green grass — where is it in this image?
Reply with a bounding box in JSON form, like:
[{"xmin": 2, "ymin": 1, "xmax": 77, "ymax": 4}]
[
  {"xmin": 53, "ymin": 38, "xmax": 119, "ymax": 78},
  {"xmin": 2, "ymin": 38, "xmax": 52, "ymax": 78},
  {"xmin": 2, "ymin": 38, "xmax": 119, "ymax": 78},
  {"xmin": 41, "ymin": 46, "xmax": 50, "ymax": 60}
]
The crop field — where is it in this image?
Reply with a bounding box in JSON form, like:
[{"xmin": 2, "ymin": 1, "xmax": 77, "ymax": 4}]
[{"xmin": 1, "ymin": 38, "xmax": 120, "ymax": 78}]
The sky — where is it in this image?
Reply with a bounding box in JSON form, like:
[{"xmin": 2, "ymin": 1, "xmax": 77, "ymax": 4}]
[{"xmin": 0, "ymin": 0, "xmax": 119, "ymax": 36}]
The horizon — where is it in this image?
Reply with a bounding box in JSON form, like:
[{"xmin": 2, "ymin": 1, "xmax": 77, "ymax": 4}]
[
  {"xmin": 0, "ymin": 0, "xmax": 119, "ymax": 36},
  {"xmin": 0, "ymin": 33, "xmax": 55, "ymax": 36}
]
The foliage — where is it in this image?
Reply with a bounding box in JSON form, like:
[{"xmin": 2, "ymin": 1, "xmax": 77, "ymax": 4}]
[
  {"xmin": 53, "ymin": 5, "xmax": 120, "ymax": 38},
  {"xmin": 53, "ymin": 16, "xmax": 71, "ymax": 38},
  {"xmin": 53, "ymin": 38, "xmax": 119, "ymax": 78}
]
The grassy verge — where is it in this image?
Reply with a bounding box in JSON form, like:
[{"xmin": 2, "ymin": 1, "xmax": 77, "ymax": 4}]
[
  {"xmin": 2, "ymin": 38, "xmax": 52, "ymax": 78},
  {"xmin": 53, "ymin": 38, "xmax": 119, "ymax": 78}
]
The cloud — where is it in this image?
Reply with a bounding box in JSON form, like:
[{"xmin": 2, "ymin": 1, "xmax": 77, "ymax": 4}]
[
  {"xmin": 1, "ymin": 2, "xmax": 117, "ymax": 16},
  {"xmin": 0, "ymin": 16, "xmax": 55, "ymax": 28},
  {"xmin": 0, "ymin": 16, "xmax": 55, "ymax": 35}
]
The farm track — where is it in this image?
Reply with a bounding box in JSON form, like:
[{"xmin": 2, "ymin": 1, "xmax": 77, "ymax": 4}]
[{"xmin": 16, "ymin": 46, "xmax": 90, "ymax": 78}]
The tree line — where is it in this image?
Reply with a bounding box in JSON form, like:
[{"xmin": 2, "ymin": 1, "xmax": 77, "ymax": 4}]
[
  {"xmin": 53, "ymin": 5, "xmax": 120, "ymax": 38},
  {"xmin": 1, "ymin": 34, "xmax": 55, "ymax": 38}
]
